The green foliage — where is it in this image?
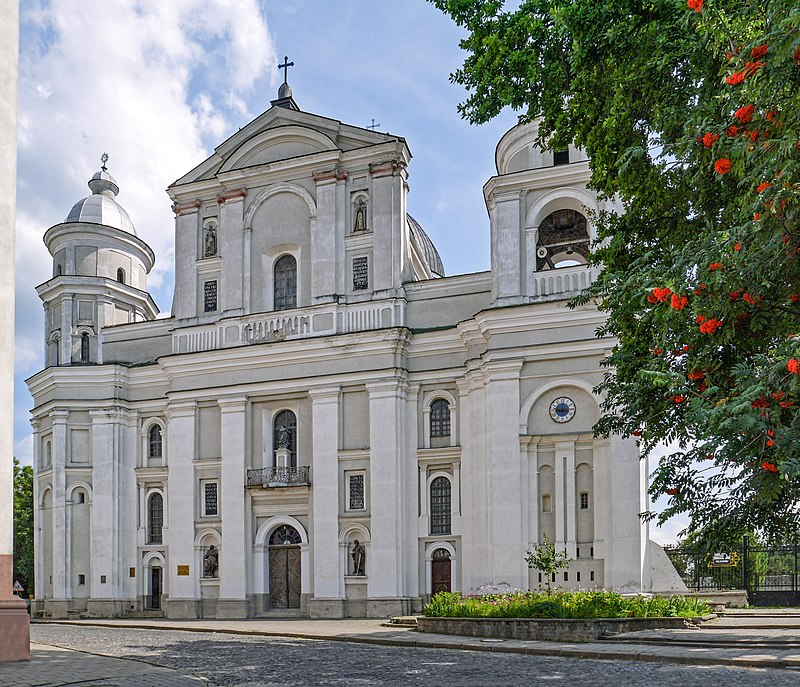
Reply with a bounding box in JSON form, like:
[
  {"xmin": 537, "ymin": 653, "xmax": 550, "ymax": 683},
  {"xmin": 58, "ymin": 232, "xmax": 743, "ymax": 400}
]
[
  {"xmin": 13, "ymin": 457, "xmax": 34, "ymax": 596},
  {"xmin": 525, "ymin": 533, "xmax": 572, "ymax": 594},
  {"xmin": 424, "ymin": 590, "xmax": 711, "ymax": 618},
  {"xmin": 432, "ymin": 0, "xmax": 800, "ymax": 545}
]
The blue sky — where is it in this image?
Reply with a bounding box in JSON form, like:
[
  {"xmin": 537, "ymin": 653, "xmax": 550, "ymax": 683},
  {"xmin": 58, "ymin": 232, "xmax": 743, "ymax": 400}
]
[{"xmin": 13, "ymin": 0, "xmax": 685, "ymax": 544}]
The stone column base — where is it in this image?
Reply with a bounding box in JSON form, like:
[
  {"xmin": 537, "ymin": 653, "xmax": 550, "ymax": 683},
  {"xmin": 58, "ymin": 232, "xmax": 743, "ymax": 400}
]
[
  {"xmin": 0, "ymin": 598, "xmax": 30, "ymax": 662},
  {"xmin": 87, "ymin": 599, "xmax": 130, "ymax": 617},
  {"xmin": 46, "ymin": 599, "xmax": 70, "ymax": 619},
  {"xmin": 163, "ymin": 598, "xmax": 199, "ymax": 619},
  {"xmin": 308, "ymin": 597, "xmax": 345, "ymax": 619},
  {"xmin": 215, "ymin": 599, "xmax": 248, "ymax": 619},
  {"xmin": 367, "ymin": 597, "xmax": 422, "ymax": 618}
]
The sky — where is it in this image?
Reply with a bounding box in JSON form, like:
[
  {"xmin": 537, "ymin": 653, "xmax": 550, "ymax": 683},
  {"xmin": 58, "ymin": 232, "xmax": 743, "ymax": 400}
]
[{"xmin": 13, "ymin": 0, "xmax": 683, "ymax": 545}]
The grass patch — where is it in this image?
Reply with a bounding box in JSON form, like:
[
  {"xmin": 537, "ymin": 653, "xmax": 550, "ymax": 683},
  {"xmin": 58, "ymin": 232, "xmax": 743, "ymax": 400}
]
[{"xmin": 423, "ymin": 590, "xmax": 711, "ymax": 619}]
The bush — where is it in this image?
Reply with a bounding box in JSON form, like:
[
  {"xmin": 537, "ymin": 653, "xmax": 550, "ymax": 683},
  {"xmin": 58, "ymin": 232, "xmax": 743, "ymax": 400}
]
[{"xmin": 423, "ymin": 590, "xmax": 711, "ymax": 619}]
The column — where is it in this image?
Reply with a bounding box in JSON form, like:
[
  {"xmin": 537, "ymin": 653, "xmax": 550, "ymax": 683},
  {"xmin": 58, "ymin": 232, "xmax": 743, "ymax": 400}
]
[
  {"xmin": 485, "ymin": 362, "xmax": 526, "ymax": 588},
  {"xmin": 172, "ymin": 203, "xmax": 200, "ymax": 319},
  {"xmin": 165, "ymin": 401, "xmax": 197, "ymax": 618},
  {"xmin": 592, "ymin": 439, "xmax": 610, "ymax": 564},
  {"xmin": 49, "ymin": 410, "xmax": 69, "ymax": 615},
  {"xmin": 607, "ymin": 435, "xmax": 645, "ymax": 590},
  {"xmin": 120, "ymin": 412, "xmax": 139, "ymax": 604},
  {"xmin": 367, "ymin": 379, "xmax": 411, "ymax": 614},
  {"xmin": 242, "ymin": 225, "xmax": 252, "ymax": 314},
  {"xmin": 402, "ymin": 382, "xmax": 419, "ymax": 599},
  {"xmin": 490, "ymin": 191, "xmax": 523, "ymax": 306},
  {"xmin": 218, "ymin": 397, "xmax": 248, "ymax": 617},
  {"xmin": 312, "ymin": 171, "xmax": 339, "ymax": 303},
  {"xmin": 89, "ymin": 408, "xmax": 121, "ymax": 615},
  {"xmin": 0, "ymin": 0, "xmax": 27, "ymax": 659},
  {"xmin": 219, "ymin": 190, "xmax": 246, "ymax": 315},
  {"xmin": 60, "ymin": 296, "xmax": 73, "ymax": 364},
  {"xmin": 309, "ymin": 387, "xmax": 342, "ymax": 618},
  {"xmin": 369, "ymin": 163, "xmax": 406, "ymax": 295}
]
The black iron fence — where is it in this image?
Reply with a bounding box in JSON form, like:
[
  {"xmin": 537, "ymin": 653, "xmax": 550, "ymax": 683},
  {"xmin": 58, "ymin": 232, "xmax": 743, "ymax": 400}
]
[{"xmin": 664, "ymin": 537, "xmax": 800, "ymax": 606}]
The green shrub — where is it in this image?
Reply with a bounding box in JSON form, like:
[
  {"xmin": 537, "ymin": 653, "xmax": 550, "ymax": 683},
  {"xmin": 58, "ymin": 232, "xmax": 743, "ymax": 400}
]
[{"xmin": 423, "ymin": 590, "xmax": 711, "ymax": 619}]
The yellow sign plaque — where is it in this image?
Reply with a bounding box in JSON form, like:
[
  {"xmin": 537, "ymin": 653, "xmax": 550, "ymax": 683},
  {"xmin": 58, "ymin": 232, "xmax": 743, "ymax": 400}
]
[
  {"xmin": 129, "ymin": 567, "xmax": 136, "ymax": 578},
  {"xmin": 177, "ymin": 565, "xmax": 190, "ymax": 576}
]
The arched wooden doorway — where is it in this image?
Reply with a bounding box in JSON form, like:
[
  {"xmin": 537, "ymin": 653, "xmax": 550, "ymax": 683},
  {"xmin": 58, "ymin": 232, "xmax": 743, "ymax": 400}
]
[
  {"xmin": 269, "ymin": 525, "xmax": 302, "ymax": 609},
  {"xmin": 431, "ymin": 548, "xmax": 452, "ymax": 594}
]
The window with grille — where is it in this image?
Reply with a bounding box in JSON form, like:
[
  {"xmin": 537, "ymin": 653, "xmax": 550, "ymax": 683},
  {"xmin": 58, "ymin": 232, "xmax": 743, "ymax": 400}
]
[
  {"xmin": 204, "ymin": 482, "xmax": 218, "ymax": 516},
  {"xmin": 430, "ymin": 476, "xmax": 452, "ymax": 535},
  {"xmin": 80, "ymin": 333, "xmax": 90, "ymax": 363},
  {"xmin": 274, "ymin": 255, "xmax": 297, "ymax": 310},
  {"xmin": 148, "ymin": 425, "xmax": 163, "ymax": 459},
  {"xmin": 580, "ymin": 492, "xmax": 589, "ymax": 510},
  {"xmin": 116, "ymin": 267, "xmax": 125, "ymax": 284},
  {"xmin": 430, "ymin": 399, "xmax": 451, "ymax": 438},
  {"xmin": 273, "ymin": 409, "xmax": 297, "ymax": 466},
  {"xmin": 348, "ymin": 474, "xmax": 365, "ymax": 510},
  {"xmin": 148, "ymin": 493, "xmax": 163, "ymax": 545},
  {"xmin": 553, "ymin": 148, "xmax": 570, "ymax": 166}
]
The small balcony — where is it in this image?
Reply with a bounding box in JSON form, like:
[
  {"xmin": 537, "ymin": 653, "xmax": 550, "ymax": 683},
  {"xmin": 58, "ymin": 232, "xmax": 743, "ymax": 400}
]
[{"xmin": 246, "ymin": 466, "xmax": 311, "ymax": 488}]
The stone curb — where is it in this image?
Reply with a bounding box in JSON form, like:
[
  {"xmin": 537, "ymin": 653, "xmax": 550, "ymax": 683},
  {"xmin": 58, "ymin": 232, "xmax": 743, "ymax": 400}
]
[{"xmin": 36, "ymin": 620, "xmax": 800, "ymax": 671}]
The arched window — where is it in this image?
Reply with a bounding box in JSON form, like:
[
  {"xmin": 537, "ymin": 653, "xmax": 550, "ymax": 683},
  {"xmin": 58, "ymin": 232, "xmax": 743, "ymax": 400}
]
[
  {"xmin": 430, "ymin": 476, "xmax": 452, "ymax": 535},
  {"xmin": 269, "ymin": 525, "xmax": 301, "ymax": 546},
  {"xmin": 430, "ymin": 399, "xmax": 451, "ymax": 438},
  {"xmin": 49, "ymin": 337, "xmax": 60, "ymax": 366},
  {"xmin": 148, "ymin": 425, "xmax": 163, "ymax": 460},
  {"xmin": 55, "ymin": 264, "xmax": 62, "ymax": 276},
  {"xmin": 147, "ymin": 493, "xmax": 163, "ymax": 545},
  {"xmin": 80, "ymin": 333, "xmax": 90, "ymax": 363},
  {"xmin": 536, "ymin": 209, "xmax": 590, "ymax": 270},
  {"xmin": 116, "ymin": 267, "xmax": 125, "ymax": 284},
  {"xmin": 45, "ymin": 440, "xmax": 52, "ymax": 467},
  {"xmin": 273, "ymin": 410, "xmax": 297, "ymax": 467},
  {"xmin": 274, "ymin": 255, "xmax": 297, "ymax": 311}
]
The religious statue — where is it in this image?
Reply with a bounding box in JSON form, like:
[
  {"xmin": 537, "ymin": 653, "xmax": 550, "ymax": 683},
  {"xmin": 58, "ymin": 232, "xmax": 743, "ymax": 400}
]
[
  {"xmin": 353, "ymin": 199, "xmax": 367, "ymax": 233},
  {"xmin": 203, "ymin": 223, "xmax": 217, "ymax": 258},
  {"xmin": 276, "ymin": 426, "xmax": 291, "ymax": 450},
  {"xmin": 203, "ymin": 544, "xmax": 219, "ymax": 578},
  {"xmin": 351, "ymin": 539, "xmax": 365, "ymax": 576}
]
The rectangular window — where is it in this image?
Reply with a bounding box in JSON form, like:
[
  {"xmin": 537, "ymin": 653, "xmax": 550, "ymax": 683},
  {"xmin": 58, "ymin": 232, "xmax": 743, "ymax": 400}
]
[
  {"xmin": 590, "ymin": 570, "xmax": 595, "ymax": 582},
  {"xmin": 563, "ymin": 571, "xmax": 568, "ymax": 581},
  {"xmin": 580, "ymin": 492, "xmax": 589, "ymax": 510},
  {"xmin": 576, "ymin": 571, "xmax": 581, "ymax": 582},
  {"xmin": 78, "ymin": 574, "xmax": 85, "ymax": 585},
  {"xmin": 553, "ymin": 148, "xmax": 570, "ymax": 166},
  {"xmin": 348, "ymin": 473, "xmax": 365, "ymax": 510},
  {"xmin": 203, "ymin": 280, "xmax": 218, "ymax": 312},
  {"xmin": 352, "ymin": 256, "xmax": 369, "ymax": 291},
  {"xmin": 203, "ymin": 482, "xmax": 218, "ymax": 516}
]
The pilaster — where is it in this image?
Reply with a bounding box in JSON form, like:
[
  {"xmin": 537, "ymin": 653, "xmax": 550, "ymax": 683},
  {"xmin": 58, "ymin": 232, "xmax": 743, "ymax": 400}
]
[
  {"xmin": 172, "ymin": 201, "xmax": 200, "ymax": 319},
  {"xmin": 312, "ymin": 171, "xmax": 342, "ymax": 303},
  {"xmin": 309, "ymin": 387, "xmax": 342, "ymax": 617},
  {"xmin": 165, "ymin": 401, "xmax": 197, "ymax": 618},
  {"xmin": 50, "ymin": 409, "xmax": 69, "ymax": 603},
  {"xmin": 217, "ymin": 396, "xmax": 248, "ymax": 617},
  {"xmin": 219, "ymin": 190, "xmax": 246, "ymax": 315},
  {"xmin": 369, "ymin": 162, "xmax": 406, "ymax": 295},
  {"xmin": 490, "ymin": 190, "xmax": 523, "ymax": 306}
]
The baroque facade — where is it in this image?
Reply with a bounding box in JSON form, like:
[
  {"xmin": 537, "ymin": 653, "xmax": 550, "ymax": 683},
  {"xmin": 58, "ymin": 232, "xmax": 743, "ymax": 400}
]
[{"xmin": 28, "ymin": 82, "xmax": 675, "ymax": 619}]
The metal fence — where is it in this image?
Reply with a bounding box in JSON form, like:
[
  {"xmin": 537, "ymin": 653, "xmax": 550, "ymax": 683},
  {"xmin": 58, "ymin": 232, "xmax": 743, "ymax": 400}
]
[{"xmin": 664, "ymin": 538, "xmax": 800, "ymax": 606}]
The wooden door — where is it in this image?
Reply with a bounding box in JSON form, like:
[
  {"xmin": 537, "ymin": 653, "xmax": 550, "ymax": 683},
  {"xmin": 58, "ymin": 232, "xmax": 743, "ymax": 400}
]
[
  {"xmin": 269, "ymin": 546, "xmax": 301, "ymax": 609},
  {"xmin": 431, "ymin": 550, "xmax": 451, "ymax": 594}
]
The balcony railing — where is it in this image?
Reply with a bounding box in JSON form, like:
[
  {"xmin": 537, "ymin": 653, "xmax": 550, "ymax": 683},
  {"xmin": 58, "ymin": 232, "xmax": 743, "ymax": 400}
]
[
  {"xmin": 530, "ymin": 264, "xmax": 600, "ymax": 301},
  {"xmin": 246, "ymin": 466, "xmax": 311, "ymax": 488}
]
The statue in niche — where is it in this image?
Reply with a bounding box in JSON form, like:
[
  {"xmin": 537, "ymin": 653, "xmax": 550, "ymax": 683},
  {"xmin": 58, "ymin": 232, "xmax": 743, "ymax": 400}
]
[
  {"xmin": 351, "ymin": 539, "xmax": 366, "ymax": 576},
  {"xmin": 203, "ymin": 223, "xmax": 217, "ymax": 258},
  {"xmin": 353, "ymin": 199, "xmax": 367, "ymax": 233},
  {"xmin": 203, "ymin": 544, "xmax": 219, "ymax": 578},
  {"xmin": 276, "ymin": 426, "xmax": 291, "ymax": 450}
]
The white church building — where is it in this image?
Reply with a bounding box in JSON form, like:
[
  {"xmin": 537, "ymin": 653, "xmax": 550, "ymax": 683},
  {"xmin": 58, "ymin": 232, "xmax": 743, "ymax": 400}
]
[{"xmin": 28, "ymin": 79, "xmax": 672, "ymax": 619}]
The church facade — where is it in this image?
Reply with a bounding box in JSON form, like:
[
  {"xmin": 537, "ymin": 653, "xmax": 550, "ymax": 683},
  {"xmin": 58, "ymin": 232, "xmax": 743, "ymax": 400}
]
[{"xmin": 28, "ymin": 82, "xmax": 666, "ymax": 619}]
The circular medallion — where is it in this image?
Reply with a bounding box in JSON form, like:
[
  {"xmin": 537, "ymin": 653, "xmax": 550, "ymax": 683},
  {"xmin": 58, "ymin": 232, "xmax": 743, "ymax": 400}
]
[{"xmin": 549, "ymin": 397, "xmax": 576, "ymax": 423}]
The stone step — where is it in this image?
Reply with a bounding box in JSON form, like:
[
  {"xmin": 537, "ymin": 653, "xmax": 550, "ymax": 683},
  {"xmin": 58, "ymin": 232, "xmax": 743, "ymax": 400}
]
[{"xmin": 386, "ymin": 615, "xmax": 422, "ymax": 627}]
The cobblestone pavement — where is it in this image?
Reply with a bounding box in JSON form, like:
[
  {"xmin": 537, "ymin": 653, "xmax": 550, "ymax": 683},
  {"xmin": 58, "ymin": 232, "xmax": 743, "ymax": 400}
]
[{"xmin": 17, "ymin": 624, "xmax": 800, "ymax": 687}]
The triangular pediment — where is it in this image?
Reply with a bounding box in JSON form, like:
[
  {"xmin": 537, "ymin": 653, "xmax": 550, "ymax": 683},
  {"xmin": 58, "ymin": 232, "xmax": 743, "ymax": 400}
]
[{"xmin": 170, "ymin": 105, "xmax": 401, "ymax": 188}]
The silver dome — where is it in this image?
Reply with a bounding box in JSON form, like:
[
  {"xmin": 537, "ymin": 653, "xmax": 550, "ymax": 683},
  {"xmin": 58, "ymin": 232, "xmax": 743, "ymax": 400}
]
[
  {"xmin": 65, "ymin": 167, "xmax": 136, "ymax": 235},
  {"xmin": 407, "ymin": 214, "xmax": 445, "ymax": 277}
]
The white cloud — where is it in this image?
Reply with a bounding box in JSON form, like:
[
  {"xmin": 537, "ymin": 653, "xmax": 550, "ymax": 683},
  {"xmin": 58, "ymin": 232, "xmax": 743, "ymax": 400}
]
[{"xmin": 14, "ymin": 434, "xmax": 33, "ymax": 467}]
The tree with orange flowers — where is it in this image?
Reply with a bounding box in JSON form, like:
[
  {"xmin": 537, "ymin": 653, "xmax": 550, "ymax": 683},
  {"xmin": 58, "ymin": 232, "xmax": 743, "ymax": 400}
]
[{"xmin": 433, "ymin": 0, "xmax": 800, "ymax": 545}]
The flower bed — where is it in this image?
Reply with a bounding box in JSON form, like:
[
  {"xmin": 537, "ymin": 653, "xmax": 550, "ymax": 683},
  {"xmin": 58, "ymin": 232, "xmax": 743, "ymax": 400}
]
[{"xmin": 418, "ymin": 591, "xmax": 713, "ymax": 642}]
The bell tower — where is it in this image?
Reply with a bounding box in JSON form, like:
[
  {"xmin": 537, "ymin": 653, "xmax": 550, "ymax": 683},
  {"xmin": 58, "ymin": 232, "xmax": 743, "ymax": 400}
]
[{"xmin": 37, "ymin": 157, "xmax": 158, "ymax": 366}]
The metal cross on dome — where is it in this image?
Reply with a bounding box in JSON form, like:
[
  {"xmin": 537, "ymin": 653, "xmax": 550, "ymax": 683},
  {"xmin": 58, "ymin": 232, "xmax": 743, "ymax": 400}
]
[
  {"xmin": 367, "ymin": 119, "xmax": 380, "ymax": 131},
  {"xmin": 278, "ymin": 55, "xmax": 294, "ymax": 84},
  {"xmin": 101, "ymin": 152, "xmax": 109, "ymax": 171}
]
